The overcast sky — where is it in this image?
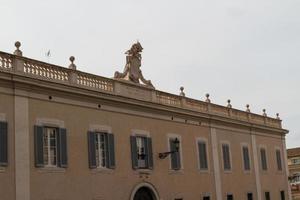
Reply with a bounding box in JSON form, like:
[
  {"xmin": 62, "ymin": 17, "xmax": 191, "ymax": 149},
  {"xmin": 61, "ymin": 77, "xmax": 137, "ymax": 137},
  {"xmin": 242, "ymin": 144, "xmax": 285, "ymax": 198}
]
[{"xmin": 1, "ymin": 0, "xmax": 299, "ymax": 148}]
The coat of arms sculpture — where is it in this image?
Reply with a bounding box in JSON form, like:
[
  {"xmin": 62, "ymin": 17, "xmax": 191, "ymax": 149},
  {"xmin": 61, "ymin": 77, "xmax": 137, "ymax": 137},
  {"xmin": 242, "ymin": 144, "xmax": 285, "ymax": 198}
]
[{"xmin": 114, "ymin": 42, "xmax": 154, "ymax": 88}]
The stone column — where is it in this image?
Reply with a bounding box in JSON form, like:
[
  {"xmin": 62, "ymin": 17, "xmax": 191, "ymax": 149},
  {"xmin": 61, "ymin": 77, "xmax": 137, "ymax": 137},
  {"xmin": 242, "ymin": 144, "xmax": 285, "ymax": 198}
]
[
  {"xmin": 251, "ymin": 133, "xmax": 262, "ymax": 200},
  {"xmin": 14, "ymin": 90, "xmax": 30, "ymax": 200}
]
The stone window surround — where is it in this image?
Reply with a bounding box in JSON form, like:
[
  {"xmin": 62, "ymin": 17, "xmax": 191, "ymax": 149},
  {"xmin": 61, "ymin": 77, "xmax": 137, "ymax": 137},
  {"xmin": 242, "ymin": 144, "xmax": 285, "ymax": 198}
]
[
  {"xmin": 89, "ymin": 124, "xmax": 114, "ymax": 174},
  {"xmin": 275, "ymin": 146, "xmax": 284, "ymax": 172},
  {"xmin": 196, "ymin": 137, "xmax": 210, "ymax": 172},
  {"xmin": 167, "ymin": 133, "xmax": 184, "ymax": 171},
  {"xmin": 35, "ymin": 118, "xmax": 65, "ymax": 173}
]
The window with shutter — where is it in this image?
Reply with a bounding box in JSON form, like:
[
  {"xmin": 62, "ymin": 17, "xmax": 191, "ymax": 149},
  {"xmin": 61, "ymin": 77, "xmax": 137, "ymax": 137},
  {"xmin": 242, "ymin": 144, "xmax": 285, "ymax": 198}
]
[
  {"xmin": 131, "ymin": 135, "xmax": 153, "ymax": 169},
  {"xmin": 170, "ymin": 138, "xmax": 181, "ymax": 170},
  {"xmin": 34, "ymin": 126, "xmax": 67, "ymax": 168},
  {"xmin": 198, "ymin": 141, "xmax": 208, "ymax": 170},
  {"xmin": 222, "ymin": 143, "xmax": 231, "ymax": 170},
  {"xmin": 0, "ymin": 121, "xmax": 8, "ymax": 166},
  {"xmin": 260, "ymin": 148, "xmax": 268, "ymax": 171},
  {"xmin": 276, "ymin": 149, "xmax": 282, "ymax": 171},
  {"xmin": 242, "ymin": 146, "xmax": 250, "ymax": 171}
]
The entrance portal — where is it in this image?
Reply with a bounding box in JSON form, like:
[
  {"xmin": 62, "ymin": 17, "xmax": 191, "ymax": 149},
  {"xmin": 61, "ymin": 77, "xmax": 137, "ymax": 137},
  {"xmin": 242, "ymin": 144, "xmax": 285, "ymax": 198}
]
[{"xmin": 133, "ymin": 187, "xmax": 156, "ymax": 200}]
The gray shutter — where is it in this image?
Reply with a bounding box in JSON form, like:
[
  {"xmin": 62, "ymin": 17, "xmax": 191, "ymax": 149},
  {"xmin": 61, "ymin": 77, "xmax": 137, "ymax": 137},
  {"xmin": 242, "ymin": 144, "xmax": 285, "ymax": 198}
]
[
  {"xmin": 198, "ymin": 142, "xmax": 208, "ymax": 170},
  {"xmin": 276, "ymin": 150, "xmax": 282, "ymax": 170},
  {"xmin": 147, "ymin": 137, "xmax": 153, "ymax": 169},
  {"xmin": 0, "ymin": 122, "xmax": 8, "ymax": 166},
  {"xmin": 57, "ymin": 128, "xmax": 68, "ymax": 168},
  {"xmin": 243, "ymin": 146, "xmax": 250, "ymax": 170},
  {"xmin": 34, "ymin": 125, "xmax": 44, "ymax": 167},
  {"xmin": 88, "ymin": 131, "xmax": 97, "ymax": 169},
  {"xmin": 170, "ymin": 139, "xmax": 180, "ymax": 170},
  {"xmin": 107, "ymin": 133, "xmax": 115, "ymax": 169},
  {"xmin": 130, "ymin": 136, "xmax": 138, "ymax": 169},
  {"xmin": 222, "ymin": 144, "xmax": 231, "ymax": 170}
]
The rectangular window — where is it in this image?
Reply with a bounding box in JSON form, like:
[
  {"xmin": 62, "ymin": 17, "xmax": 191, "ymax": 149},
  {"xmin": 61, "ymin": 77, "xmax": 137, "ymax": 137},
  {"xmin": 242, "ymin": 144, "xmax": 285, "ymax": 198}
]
[
  {"xmin": 198, "ymin": 141, "xmax": 208, "ymax": 170},
  {"xmin": 203, "ymin": 196, "xmax": 210, "ymax": 200},
  {"xmin": 247, "ymin": 193, "xmax": 253, "ymax": 200},
  {"xmin": 265, "ymin": 192, "xmax": 270, "ymax": 200},
  {"xmin": 222, "ymin": 143, "xmax": 231, "ymax": 170},
  {"xmin": 130, "ymin": 135, "xmax": 153, "ymax": 169},
  {"xmin": 43, "ymin": 127, "xmax": 58, "ymax": 167},
  {"xmin": 34, "ymin": 126, "xmax": 68, "ymax": 168},
  {"xmin": 260, "ymin": 148, "xmax": 268, "ymax": 171},
  {"xmin": 280, "ymin": 190, "xmax": 285, "ymax": 200},
  {"xmin": 227, "ymin": 194, "xmax": 233, "ymax": 200},
  {"xmin": 242, "ymin": 146, "xmax": 250, "ymax": 171},
  {"xmin": 276, "ymin": 149, "xmax": 282, "ymax": 171},
  {"xmin": 88, "ymin": 131, "xmax": 115, "ymax": 169},
  {"xmin": 170, "ymin": 137, "xmax": 181, "ymax": 170},
  {"xmin": 0, "ymin": 121, "xmax": 8, "ymax": 166}
]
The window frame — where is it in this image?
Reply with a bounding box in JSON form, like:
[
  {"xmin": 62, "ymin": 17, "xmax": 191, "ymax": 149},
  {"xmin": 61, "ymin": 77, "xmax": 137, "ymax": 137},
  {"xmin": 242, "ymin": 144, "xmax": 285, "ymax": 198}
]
[
  {"xmin": 196, "ymin": 137, "xmax": 209, "ymax": 172},
  {"xmin": 221, "ymin": 141, "xmax": 232, "ymax": 172},
  {"xmin": 275, "ymin": 147, "xmax": 283, "ymax": 171},
  {"xmin": 168, "ymin": 133, "xmax": 183, "ymax": 171},
  {"xmin": 241, "ymin": 143, "xmax": 251, "ymax": 172},
  {"xmin": 43, "ymin": 126, "xmax": 59, "ymax": 168},
  {"xmin": 259, "ymin": 146, "xmax": 268, "ymax": 171}
]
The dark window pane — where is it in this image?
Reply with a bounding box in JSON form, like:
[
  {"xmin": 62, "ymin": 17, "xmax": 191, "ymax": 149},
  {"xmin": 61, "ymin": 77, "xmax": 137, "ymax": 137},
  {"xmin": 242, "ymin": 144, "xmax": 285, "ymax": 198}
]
[
  {"xmin": 260, "ymin": 148, "xmax": 268, "ymax": 170},
  {"xmin": 199, "ymin": 141, "xmax": 208, "ymax": 170},
  {"xmin": 227, "ymin": 194, "xmax": 233, "ymax": 200},
  {"xmin": 265, "ymin": 192, "xmax": 270, "ymax": 200},
  {"xmin": 222, "ymin": 144, "xmax": 231, "ymax": 170},
  {"xmin": 276, "ymin": 150, "xmax": 282, "ymax": 171},
  {"xmin": 280, "ymin": 190, "xmax": 285, "ymax": 200},
  {"xmin": 247, "ymin": 193, "xmax": 253, "ymax": 200}
]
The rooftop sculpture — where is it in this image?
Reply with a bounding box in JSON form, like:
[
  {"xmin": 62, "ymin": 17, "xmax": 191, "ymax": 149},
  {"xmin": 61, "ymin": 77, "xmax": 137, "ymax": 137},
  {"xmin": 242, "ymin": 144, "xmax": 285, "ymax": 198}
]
[{"xmin": 114, "ymin": 42, "xmax": 154, "ymax": 88}]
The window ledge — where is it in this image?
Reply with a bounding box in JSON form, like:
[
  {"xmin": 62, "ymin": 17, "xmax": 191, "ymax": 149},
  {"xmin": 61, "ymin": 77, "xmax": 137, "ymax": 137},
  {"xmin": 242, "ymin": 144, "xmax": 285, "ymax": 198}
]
[
  {"xmin": 243, "ymin": 170, "xmax": 252, "ymax": 174},
  {"xmin": 91, "ymin": 168, "xmax": 114, "ymax": 174},
  {"xmin": 168, "ymin": 169, "xmax": 184, "ymax": 175},
  {"xmin": 0, "ymin": 167, "xmax": 6, "ymax": 173},
  {"xmin": 37, "ymin": 167, "xmax": 66, "ymax": 173},
  {"xmin": 134, "ymin": 169, "xmax": 153, "ymax": 175},
  {"xmin": 198, "ymin": 169, "xmax": 210, "ymax": 174},
  {"xmin": 223, "ymin": 170, "xmax": 233, "ymax": 174}
]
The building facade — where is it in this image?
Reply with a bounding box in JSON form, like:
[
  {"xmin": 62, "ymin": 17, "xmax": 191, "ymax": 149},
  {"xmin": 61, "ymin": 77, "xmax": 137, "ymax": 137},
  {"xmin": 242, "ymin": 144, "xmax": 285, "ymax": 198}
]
[
  {"xmin": 0, "ymin": 42, "xmax": 291, "ymax": 200},
  {"xmin": 287, "ymin": 148, "xmax": 300, "ymax": 199}
]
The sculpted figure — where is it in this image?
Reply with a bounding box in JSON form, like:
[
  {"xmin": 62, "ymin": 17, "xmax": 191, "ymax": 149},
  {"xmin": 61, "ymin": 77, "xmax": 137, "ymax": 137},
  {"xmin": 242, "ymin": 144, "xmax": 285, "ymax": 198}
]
[{"xmin": 114, "ymin": 42, "xmax": 154, "ymax": 87}]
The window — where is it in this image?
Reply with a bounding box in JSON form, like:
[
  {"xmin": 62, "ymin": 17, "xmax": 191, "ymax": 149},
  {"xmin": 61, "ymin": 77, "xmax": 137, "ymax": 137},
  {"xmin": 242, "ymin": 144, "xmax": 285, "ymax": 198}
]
[
  {"xmin": 291, "ymin": 157, "xmax": 300, "ymax": 165},
  {"xmin": 170, "ymin": 137, "xmax": 181, "ymax": 170},
  {"xmin": 265, "ymin": 192, "xmax": 270, "ymax": 200},
  {"xmin": 227, "ymin": 194, "xmax": 233, "ymax": 200},
  {"xmin": 247, "ymin": 193, "xmax": 253, "ymax": 200},
  {"xmin": 242, "ymin": 145, "xmax": 251, "ymax": 171},
  {"xmin": 0, "ymin": 121, "xmax": 8, "ymax": 166},
  {"xmin": 203, "ymin": 196, "xmax": 210, "ymax": 200},
  {"xmin": 260, "ymin": 148, "xmax": 268, "ymax": 171},
  {"xmin": 88, "ymin": 131, "xmax": 115, "ymax": 169},
  {"xmin": 280, "ymin": 190, "xmax": 285, "ymax": 200},
  {"xmin": 276, "ymin": 149, "xmax": 282, "ymax": 171},
  {"xmin": 222, "ymin": 143, "xmax": 231, "ymax": 170},
  {"xmin": 198, "ymin": 140, "xmax": 208, "ymax": 170},
  {"xmin": 34, "ymin": 126, "xmax": 68, "ymax": 168},
  {"xmin": 130, "ymin": 135, "xmax": 153, "ymax": 169}
]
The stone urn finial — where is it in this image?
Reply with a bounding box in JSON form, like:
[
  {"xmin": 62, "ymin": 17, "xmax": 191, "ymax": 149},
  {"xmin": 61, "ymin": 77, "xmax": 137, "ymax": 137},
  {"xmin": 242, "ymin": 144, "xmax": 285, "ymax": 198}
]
[
  {"xmin": 205, "ymin": 93, "xmax": 211, "ymax": 103},
  {"xmin": 276, "ymin": 113, "xmax": 280, "ymax": 120},
  {"xmin": 68, "ymin": 56, "xmax": 76, "ymax": 70},
  {"xmin": 179, "ymin": 86, "xmax": 185, "ymax": 97},
  {"xmin": 14, "ymin": 41, "xmax": 23, "ymax": 56},
  {"xmin": 246, "ymin": 104, "xmax": 250, "ymax": 112},
  {"xmin": 262, "ymin": 109, "xmax": 267, "ymax": 117},
  {"xmin": 227, "ymin": 99, "xmax": 232, "ymax": 108}
]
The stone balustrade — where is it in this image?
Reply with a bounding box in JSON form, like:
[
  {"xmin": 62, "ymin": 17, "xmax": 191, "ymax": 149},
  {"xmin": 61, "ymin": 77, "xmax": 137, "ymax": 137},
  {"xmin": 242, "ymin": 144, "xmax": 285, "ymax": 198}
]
[{"xmin": 0, "ymin": 50, "xmax": 282, "ymax": 129}]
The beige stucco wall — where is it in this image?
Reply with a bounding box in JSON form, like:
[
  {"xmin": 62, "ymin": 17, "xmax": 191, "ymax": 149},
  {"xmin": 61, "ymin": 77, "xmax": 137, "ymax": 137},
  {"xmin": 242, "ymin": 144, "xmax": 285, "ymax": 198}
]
[{"xmin": 0, "ymin": 92, "xmax": 15, "ymax": 200}]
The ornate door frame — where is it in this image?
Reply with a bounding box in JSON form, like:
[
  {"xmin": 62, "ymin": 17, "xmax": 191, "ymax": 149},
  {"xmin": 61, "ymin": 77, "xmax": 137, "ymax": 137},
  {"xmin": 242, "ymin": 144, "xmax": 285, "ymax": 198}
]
[{"xmin": 130, "ymin": 182, "xmax": 160, "ymax": 200}]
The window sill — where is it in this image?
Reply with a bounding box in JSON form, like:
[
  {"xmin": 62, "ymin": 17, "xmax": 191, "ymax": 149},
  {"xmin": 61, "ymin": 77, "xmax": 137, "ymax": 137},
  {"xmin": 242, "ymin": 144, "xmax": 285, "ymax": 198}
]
[
  {"xmin": 223, "ymin": 169, "xmax": 233, "ymax": 174},
  {"xmin": 91, "ymin": 167, "xmax": 114, "ymax": 174},
  {"xmin": 198, "ymin": 169, "xmax": 210, "ymax": 174},
  {"xmin": 168, "ymin": 169, "xmax": 184, "ymax": 175},
  {"xmin": 37, "ymin": 167, "xmax": 66, "ymax": 173},
  {"xmin": 133, "ymin": 168, "xmax": 153, "ymax": 175},
  {"xmin": 0, "ymin": 167, "xmax": 6, "ymax": 173},
  {"xmin": 243, "ymin": 170, "xmax": 252, "ymax": 174}
]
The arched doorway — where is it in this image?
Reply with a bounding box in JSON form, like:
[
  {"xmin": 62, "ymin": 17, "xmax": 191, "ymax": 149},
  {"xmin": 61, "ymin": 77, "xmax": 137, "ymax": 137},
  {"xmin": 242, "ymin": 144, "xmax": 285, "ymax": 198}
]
[
  {"xmin": 133, "ymin": 187, "xmax": 155, "ymax": 200},
  {"xmin": 130, "ymin": 182, "xmax": 159, "ymax": 200}
]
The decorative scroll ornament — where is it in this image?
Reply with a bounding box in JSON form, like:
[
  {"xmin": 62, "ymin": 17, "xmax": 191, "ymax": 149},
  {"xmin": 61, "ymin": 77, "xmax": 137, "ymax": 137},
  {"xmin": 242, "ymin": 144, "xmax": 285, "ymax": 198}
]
[{"xmin": 114, "ymin": 42, "xmax": 154, "ymax": 88}]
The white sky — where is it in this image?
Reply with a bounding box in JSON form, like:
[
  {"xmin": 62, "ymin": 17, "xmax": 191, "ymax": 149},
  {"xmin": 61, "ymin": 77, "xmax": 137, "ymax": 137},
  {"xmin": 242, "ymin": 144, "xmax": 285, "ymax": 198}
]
[{"xmin": 1, "ymin": 0, "xmax": 299, "ymax": 148}]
